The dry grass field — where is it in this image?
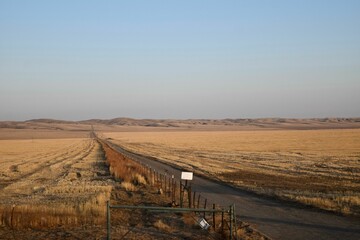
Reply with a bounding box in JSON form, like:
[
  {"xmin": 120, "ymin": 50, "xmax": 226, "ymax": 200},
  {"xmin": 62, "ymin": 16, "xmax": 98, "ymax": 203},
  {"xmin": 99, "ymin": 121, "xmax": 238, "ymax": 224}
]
[
  {"xmin": 104, "ymin": 129, "xmax": 360, "ymax": 216},
  {"xmin": 0, "ymin": 138, "xmax": 113, "ymax": 230}
]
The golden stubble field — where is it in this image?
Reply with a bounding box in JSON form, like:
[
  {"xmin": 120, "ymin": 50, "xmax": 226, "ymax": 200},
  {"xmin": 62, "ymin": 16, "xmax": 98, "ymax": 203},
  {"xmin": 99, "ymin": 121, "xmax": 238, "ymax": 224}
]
[
  {"xmin": 104, "ymin": 129, "xmax": 360, "ymax": 215},
  {"xmin": 0, "ymin": 137, "xmax": 113, "ymax": 235},
  {"xmin": 0, "ymin": 131, "xmax": 262, "ymax": 240}
]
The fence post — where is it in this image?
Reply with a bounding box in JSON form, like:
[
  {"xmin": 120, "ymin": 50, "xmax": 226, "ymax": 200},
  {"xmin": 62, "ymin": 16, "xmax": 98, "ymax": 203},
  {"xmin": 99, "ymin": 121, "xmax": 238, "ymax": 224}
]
[
  {"xmin": 171, "ymin": 175, "xmax": 175, "ymax": 202},
  {"xmin": 107, "ymin": 201, "xmax": 111, "ymax": 240},
  {"xmin": 149, "ymin": 168, "xmax": 152, "ymax": 185},
  {"xmin": 193, "ymin": 192, "xmax": 196, "ymax": 208},
  {"xmin": 203, "ymin": 198, "xmax": 207, "ymax": 218},
  {"xmin": 230, "ymin": 205, "xmax": 233, "ymax": 240},
  {"xmin": 233, "ymin": 204, "xmax": 238, "ymax": 240},
  {"xmin": 221, "ymin": 209, "xmax": 224, "ymax": 234},
  {"xmin": 160, "ymin": 174, "xmax": 163, "ymax": 189},
  {"xmin": 154, "ymin": 170, "xmax": 156, "ymax": 185},
  {"xmin": 167, "ymin": 176, "xmax": 171, "ymax": 197},
  {"xmin": 213, "ymin": 203, "xmax": 216, "ymax": 231},
  {"xmin": 173, "ymin": 180, "xmax": 176, "ymax": 204},
  {"xmin": 180, "ymin": 181, "xmax": 183, "ymax": 208},
  {"xmin": 188, "ymin": 184, "xmax": 192, "ymax": 208},
  {"xmin": 197, "ymin": 194, "xmax": 201, "ymax": 208}
]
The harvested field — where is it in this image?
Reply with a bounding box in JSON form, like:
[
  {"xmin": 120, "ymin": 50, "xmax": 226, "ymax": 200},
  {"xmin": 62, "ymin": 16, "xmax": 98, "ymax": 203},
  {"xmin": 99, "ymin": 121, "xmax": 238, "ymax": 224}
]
[
  {"xmin": 0, "ymin": 138, "xmax": 112, "ymax": 230},
  {"xmin": 104, "ymin": 129, "xmax": 360, "ymax": 216},
  {"xmin": 0, "ymin": 129, "xmax": 90, "ymax": 140},
  {"xmin": 0, "ymin": 133, "xmax": 264, "ymax": 239}
]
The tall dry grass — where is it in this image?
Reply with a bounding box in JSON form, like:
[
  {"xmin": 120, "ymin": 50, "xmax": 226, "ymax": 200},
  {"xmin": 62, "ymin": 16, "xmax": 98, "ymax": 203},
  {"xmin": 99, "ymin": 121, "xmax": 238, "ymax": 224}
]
[
  {"xmin": 99, "ymin": 141, "xmax": 149, "ymax": 187},
  {"xmin": 0, "ymin": 190, "xmax": 111, "ymax": 229}
]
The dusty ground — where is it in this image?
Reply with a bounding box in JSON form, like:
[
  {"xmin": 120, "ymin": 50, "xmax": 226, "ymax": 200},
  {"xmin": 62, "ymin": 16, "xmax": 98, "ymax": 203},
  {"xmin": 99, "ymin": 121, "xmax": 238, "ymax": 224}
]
[{"xmin": 104, "ymin": 129, "xmax": 360, "ymax": 216}]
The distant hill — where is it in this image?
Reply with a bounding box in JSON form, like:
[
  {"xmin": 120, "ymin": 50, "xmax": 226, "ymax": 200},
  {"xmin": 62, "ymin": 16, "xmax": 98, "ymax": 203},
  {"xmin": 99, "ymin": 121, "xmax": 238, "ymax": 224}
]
[
  {"xmin": 25, "ymin": 118, "xmax": 75, "ymax": 124},
  {"xmin": 1, "ymin": 117, "xmax": 360, "ymax": 131},
  {"xmin": 80, "ymin": 117, "xmax": 360, "ymax": 129}
]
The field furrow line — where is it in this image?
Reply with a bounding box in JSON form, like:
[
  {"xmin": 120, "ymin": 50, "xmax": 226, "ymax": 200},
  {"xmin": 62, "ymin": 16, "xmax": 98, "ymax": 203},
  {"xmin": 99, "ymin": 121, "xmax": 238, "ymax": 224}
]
[{"xmin": 0, "ymin": 139, "xmax": 95, "ymax": 190}]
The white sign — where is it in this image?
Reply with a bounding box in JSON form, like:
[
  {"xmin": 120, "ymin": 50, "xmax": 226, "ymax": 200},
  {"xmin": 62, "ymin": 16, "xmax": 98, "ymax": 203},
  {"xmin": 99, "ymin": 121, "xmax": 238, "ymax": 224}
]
[
  {"xmin": 198, "ymin": 218, "xmax": 210, "ymax": 230},
  {"xmin": 181, "ymin": 172, "xmax": 193, "ymax": 180}
]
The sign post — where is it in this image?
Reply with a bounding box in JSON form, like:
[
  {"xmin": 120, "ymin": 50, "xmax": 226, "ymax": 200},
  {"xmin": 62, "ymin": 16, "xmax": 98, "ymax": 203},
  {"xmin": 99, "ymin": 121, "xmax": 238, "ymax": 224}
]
[{"xmin": 180, "ymin": 172, "xmax": 193, "ymax": 208}]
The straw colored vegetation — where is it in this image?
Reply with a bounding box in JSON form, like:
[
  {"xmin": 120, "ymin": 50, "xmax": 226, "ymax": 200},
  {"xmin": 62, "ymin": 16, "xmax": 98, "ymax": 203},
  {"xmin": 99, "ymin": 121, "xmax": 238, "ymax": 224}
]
[
  {"xmin": 100, "ymin": 141, "xmax": 149, "ymax": 186},
  {"xmin": 0, "ymin": 138, "xmax": 113, "ymax": 229},
  {"xmin": 104, "ymin": 129, "xmax": 360, "ymax": 215}
]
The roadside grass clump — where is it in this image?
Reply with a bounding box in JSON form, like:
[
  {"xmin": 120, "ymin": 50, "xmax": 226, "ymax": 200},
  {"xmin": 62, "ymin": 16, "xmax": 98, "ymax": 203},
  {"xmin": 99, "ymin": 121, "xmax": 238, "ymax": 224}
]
[
  {"xmin": 153, "ymin": 219, "xmax": 172, "ymax": 233},
  {"xmin": 100, "ymin": 141, "xmax": 149, "ymax": 186},
  {"xmin": 120, "ymin": 182, "xmax": 137, "ymax": 191}
]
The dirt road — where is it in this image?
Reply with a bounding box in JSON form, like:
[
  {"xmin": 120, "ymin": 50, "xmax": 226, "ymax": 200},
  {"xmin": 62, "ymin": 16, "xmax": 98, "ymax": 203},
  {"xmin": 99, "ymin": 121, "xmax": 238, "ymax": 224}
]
[{"xmin": 107, "ymin": 141, "xmax": 360, "ymax": 240}]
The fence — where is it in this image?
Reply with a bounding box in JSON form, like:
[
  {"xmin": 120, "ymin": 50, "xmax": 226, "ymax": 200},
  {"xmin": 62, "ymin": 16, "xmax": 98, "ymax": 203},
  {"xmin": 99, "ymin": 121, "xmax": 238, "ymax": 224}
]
[{"xmin": 107, "ymin": 202, "xmax": 237, "ymax": 240}]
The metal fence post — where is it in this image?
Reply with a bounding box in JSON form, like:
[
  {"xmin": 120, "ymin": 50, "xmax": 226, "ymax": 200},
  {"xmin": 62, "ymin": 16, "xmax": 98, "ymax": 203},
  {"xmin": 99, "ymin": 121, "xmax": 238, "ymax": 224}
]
[
  {"xmin": 230, "ymin": 205, "xmax": 233, "ymax": 240},
  {"xmin": 221, "ymin": 209, "xmax": 224, "ymax": 234},
  {"xmin": 213, "ymin": 203, "xmax": 216, "ymax": 231},
  {"xmin": 203, "ymin": 198, "xmax": 207, "ymax": 218},
  {"xmin": 107, "ymin": 201, "xmax": 111, "ymax": 240},
  {"xmin": 197, "ymin": 194, "xmax": 201, "ymax": 208},
  {"xmin": 193, "ymin": 191, "xmax": 196, "ymax": 208}
]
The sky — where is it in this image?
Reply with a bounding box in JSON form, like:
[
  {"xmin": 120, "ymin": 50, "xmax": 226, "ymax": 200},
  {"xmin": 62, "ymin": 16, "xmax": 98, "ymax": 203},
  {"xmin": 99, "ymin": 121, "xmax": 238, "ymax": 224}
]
[{"xmin": 0, "ymin": 0, "xmax": 359, "ymax": 121}]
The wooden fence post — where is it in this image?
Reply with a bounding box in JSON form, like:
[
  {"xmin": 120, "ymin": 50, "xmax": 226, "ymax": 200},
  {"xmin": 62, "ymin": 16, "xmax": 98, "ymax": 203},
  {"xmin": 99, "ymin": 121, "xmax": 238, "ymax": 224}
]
[
  {"xmin": 188, "ymin": 185, "xmax": 192, "ymax": 208},
  {"xmin": 233, "ymin": 204, "xmax": 237, "ymax": 240},
  {"xmin": 149, "ymin": 168, "xmax": 152, "ymax": 185},
  {"xmin": 153, "ymin": 170, "xmax": 155, "ymax": 185},
  {"xmin": 171, "ymin": 175, "xmax": 176, "ymax": 202},
  {"xmin": 180, "ymin": 181, "xmax": 183, "ymax": 208},
  {"xmin": 168, "ymin": 177, "xmax": 171, "ymax": 197},
  {"xmin": 160, "ymin": 174, "xmax": 163, "ymax": 189}
]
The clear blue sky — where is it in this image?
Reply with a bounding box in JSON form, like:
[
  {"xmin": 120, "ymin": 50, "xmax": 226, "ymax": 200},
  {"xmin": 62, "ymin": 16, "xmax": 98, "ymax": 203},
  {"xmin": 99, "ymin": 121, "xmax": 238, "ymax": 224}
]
[{"xmin": 1, "ymin": 0, "xmax": 359, "ymax": 120}]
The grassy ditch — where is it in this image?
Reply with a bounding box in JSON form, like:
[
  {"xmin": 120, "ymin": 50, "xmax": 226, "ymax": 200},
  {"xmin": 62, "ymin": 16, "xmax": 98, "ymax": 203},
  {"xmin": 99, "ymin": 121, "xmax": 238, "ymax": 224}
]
[{"xmin": 99, "ymin": 140, "xmax": 150, "ymax": 190}]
